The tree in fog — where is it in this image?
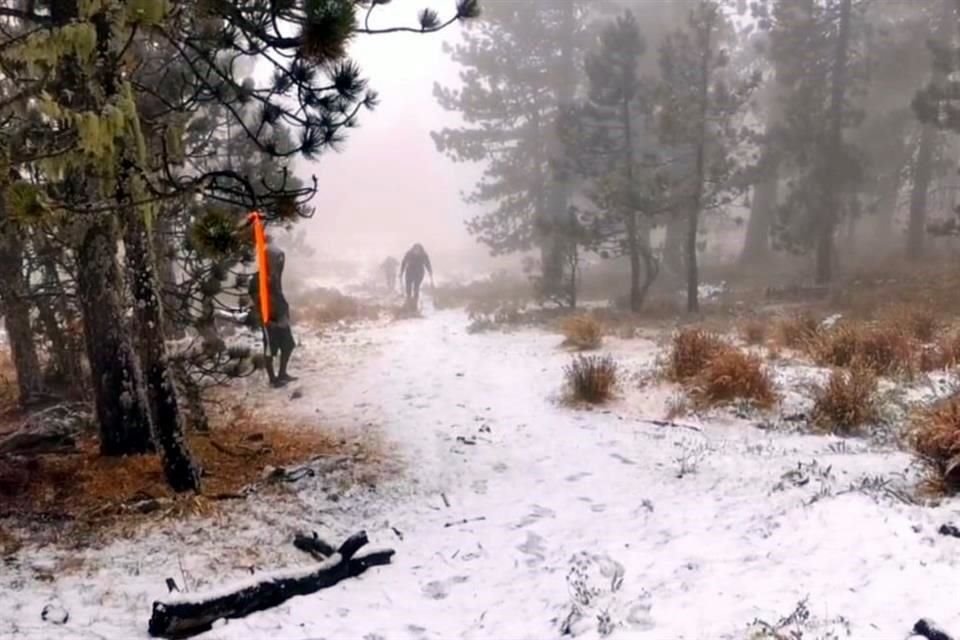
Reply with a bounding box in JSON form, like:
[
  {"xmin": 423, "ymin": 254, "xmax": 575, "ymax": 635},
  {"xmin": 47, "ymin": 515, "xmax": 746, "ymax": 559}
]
[
  {"xmin": 560, "ymin": 10, "xmax": 664, "ymax": 311},
  {"xmin": 764, "ymin": 0, "xmax": 869, "ymax": 283},
  {"xmin": 657, "ymin": 0, "xmax": 758, "ymax": 312},
  {"xmin": 432, "ymin": 0, "xmax": 592, "ymax": 306}
]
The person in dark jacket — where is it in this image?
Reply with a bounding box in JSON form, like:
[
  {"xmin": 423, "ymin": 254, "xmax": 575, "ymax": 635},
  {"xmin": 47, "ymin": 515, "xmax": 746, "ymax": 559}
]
[
  {"xmin": 247, "ymin": 236, "xmax": 297, "ymax": 387},
  {"xmin": 399, "ymin": 243, "xmax": 433, "ymax": 308}
]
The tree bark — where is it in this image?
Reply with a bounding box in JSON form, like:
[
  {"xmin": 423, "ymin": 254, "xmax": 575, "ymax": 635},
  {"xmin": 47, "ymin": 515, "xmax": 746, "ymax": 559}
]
[
  {"xmin": 816, "ymin": 0, "xmax": 852, "ymax": 285},
  {"xmin": 75, "ymin": 217, "xmax": 154, "ymax": 455},
  {"xmin": 152, "ymin": 214, "xmax": 183, "ymax": 338},
  {"xmin": 0, "ymin": 205, "xmax": 44, "ymax": 406},
  {"xmin": 688, "ymin": 10, "xmax": 715, "ymax": 314},
  {"xmin": 124, "ymin": 210, "xmax": 200, "ymax": 492}
]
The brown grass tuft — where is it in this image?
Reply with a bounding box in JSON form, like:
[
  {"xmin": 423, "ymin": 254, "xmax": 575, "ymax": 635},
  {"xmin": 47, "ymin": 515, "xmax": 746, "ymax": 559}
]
[
  {"xmin": 884, "ymin": 304, "xmax": 941, "ymax": 343},
  {"xmin": 811, "ymin": 367, "xmax": 879, "ymax": 435},
  {"xmin": 919, "ymin": 332, "xmax": 960, "ymax": 372},
  {"xmin": 665, "ymin": 328, "xmax": 727, "ymax": 382},
  {"xmin": 559, "ymin": 314, "xmax": 603, "ymax": 351},
  {"xmin": 738, "ymin": 318, "xmax": 768, "ymax": 345},
  {"xmin": 910, "ymin": 394, "xmax": 960, "ymax": 494},
  {"xmin": 775, "ymin": 312, "xmax": 821, "ymax": 350},
  {"xmin": 690, "ymin": 349, "xmax": 778, "ymax": 409},
  {"xmin": 297, "ymin": 289, "xmax": 380, "ymax": 327},
  {"xmin": 564, "ymin": 354, "xmax": 618, "ymax": 404},
  {"xmin": 809, "ymin": 323, "xmax": 915, "ymax": 377}
]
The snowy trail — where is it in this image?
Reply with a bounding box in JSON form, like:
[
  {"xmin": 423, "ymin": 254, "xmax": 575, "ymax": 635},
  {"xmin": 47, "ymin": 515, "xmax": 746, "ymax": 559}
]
[
  {"xmin": 5, "ymin": 308, "xmax": 960, "ymax": 639},
  {"xmin": 216, "ymin": 309, "xmax": 960, "ymax": 639}
]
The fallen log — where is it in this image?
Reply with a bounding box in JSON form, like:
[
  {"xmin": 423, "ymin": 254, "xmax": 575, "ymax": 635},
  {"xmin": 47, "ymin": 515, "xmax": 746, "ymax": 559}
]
[{"xmin": 148, "ymin": 531, "xmax": 394, "ymax": 639}]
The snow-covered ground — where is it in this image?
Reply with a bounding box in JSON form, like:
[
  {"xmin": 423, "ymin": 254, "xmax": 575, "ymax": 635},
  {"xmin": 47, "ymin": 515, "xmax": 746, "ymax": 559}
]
[{"xmin": 4, "ymin": 303, "xmax": 960, "ymax": 639}]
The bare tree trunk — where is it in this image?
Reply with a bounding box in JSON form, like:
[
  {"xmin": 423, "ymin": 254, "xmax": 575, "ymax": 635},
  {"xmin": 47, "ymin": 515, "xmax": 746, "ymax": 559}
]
[
  {"xmin": 0, "ymin": 204, "xmax": 44, "ymax": 406},
  {"xmin": 688, "ymin": 10, "xmax": 715, "ymax": 314},
  {"xmin": 124, "ymin": 210, "xmax": 200, "ymax": 492},
  {"xmin": 75, "ymin": 217, "xmax": 154, "ymax": 455},
  {"xmin": 816, "ymin": 0, "xmax": 852, "ymax": 285}
]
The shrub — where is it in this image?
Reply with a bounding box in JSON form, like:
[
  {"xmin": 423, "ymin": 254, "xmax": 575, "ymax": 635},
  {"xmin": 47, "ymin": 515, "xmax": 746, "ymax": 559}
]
[
  {"xmin": 565, "ymin": 354, "xmax": 618, "ymax": 404},
  {"xmin": 665, "ymin": 328, "xmax": 727, "ymax": 382},
  {"xmin": 919, "ymin": 332, "xmax": 960, "ymax": 372},
  {"xmin": 810, "ymin": 324, "xmax": 915, "ymax": 377},
  {"xmin": 738, "ymin": 318, "xmax": 768, "ymax": 345},
  {"xmin": 811, "ymin": 367, "xmax": 879, "ymax": 435},
  {"xmin": 559, "ymin": 314, "xmax": 603, "ymax": 351},
  {"xmin": 885, "ymin": 304, "xmax": 940, "ymax": 343},
  {"xmin": 910, "ymin": 395, "xmax": 960, "ymax": 493},
  {"xmin": 691, "ymin": 349, "xmax": 777, "ymax": 409},
  {"xmin": 776, "ymin": 312, "xmax": 821, "ymax": 349}
]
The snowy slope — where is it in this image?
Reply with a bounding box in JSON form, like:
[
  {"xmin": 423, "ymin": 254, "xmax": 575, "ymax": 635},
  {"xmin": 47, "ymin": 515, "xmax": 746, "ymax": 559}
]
[{"xmin": 3, "ymin": 305, "xmax": 960, "ymax": 639}]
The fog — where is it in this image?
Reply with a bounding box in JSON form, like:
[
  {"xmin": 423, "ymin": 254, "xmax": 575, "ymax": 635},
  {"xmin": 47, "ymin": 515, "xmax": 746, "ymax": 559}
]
[{"xmin": 287, "ymin": 0, "xmax": 494, "ymax": 281}]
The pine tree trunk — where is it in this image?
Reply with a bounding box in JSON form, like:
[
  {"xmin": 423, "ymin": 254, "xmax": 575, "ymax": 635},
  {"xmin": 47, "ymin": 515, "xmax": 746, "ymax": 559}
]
[
  {"xmin": 124, "ymin": 212, "xmax": 200, "ymax": 493},
  {"xmin": 153, "ymin": 215, "xmax": 183, "ymax": 338},
  {"xmin": 0, "ymin": 206, "xmax": 44, "ymax": 406},
  {"xmin": 816, "ymin": 0, "xmax": 852, "ymax": 285},
  {"xmin": 75, "ymin": 218, "xmax": 154, "ymax": 455},
  {"xmin": 741, "ymin": 173, "xmax": 778, "ymax": 265},
  {"xmin": 688, "ymin": 12, "xmax": 715, "ymax": 314},
  {"xmin": 626, "ymin": 212, "xmax": 642, "ymax": 311}
]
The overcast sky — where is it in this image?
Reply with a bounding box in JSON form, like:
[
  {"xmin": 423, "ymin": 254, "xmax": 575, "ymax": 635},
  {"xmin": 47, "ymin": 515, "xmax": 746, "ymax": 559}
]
[{"xmin": 292, "ymin": 0, "xmax": 483, "ymax": 265}]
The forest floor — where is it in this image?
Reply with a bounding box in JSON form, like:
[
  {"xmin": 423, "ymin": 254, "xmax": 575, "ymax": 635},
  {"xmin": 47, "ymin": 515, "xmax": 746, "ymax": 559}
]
[{"xmin": 3, "ymin": 293, "xmax": 960, "ymax": 639}]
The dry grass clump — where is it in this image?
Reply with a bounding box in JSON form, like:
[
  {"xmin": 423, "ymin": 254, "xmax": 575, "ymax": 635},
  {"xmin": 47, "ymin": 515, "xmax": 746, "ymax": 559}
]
[
  {"xmin": 297, "ymin": 288, "xmax": 380, "ymax": 327},
  {"xmin": 665, "ymin": 328, "xmax": 727, "ymax": 382},
  {"xmin": 0, "ymin": 404, "xmax": 385, "ymax": 526},
  {"xmin": 564, "ymin": 354, "xmax": 618, "ymax": 404},
  {"xmin": 919, "ymin": 332, "xmax": 960, "ymax": 372},
  {"xmin": 738, "ymin": 318, "xmax": 768, "ymax": 345},
  {"xmin": 775, "ymin": 312, "xmax": 821, "ymax": 350},
  {"xmin": 811, "ymin": 367, "xmax": 879, "ymax": 435},
  {"xmin": 559, "ymin": 314, "xmax": 603, "ymax": 351},
  {"xmin": 809, "ymin": 323, "xmax": 915, "ymax": 377},
  {"xmin": 882, "ymin": 304, "xmax": 941, "ymax": 343},
  {"xmin": 910, "ymin": 394, "xmax": 960, "ymax": 494},
  {"xmin": 690, "ymin": 349, "xmax": 778, "ymax": 409}
]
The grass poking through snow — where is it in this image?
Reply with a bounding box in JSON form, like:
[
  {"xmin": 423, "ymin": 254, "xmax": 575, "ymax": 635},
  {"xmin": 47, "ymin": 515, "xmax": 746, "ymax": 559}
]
[
  {"xmin": 811, "ymin": 367, "xmax": 879, "ymax": 436},
  {"xmin": 910, "ymin": 394, "xmax": 960, "ymax": 494},
  {"xmin": 559, "ymin": 314, "xmax": 603, "ymax": 351},
  {"xmin": 565, "ymin": 354, "xmax": 618, "ymax": 404}
]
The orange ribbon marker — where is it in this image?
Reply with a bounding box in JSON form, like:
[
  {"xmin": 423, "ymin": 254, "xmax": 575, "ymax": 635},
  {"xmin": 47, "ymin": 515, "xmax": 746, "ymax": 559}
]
[{"xmin": 248, "ymin": 211, "xmax": 271, "ymax": 325}]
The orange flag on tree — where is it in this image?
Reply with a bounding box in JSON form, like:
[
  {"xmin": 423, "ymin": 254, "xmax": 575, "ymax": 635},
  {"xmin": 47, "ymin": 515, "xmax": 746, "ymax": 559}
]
[{"xmin": 248, "ymin": 211, "xmax": 270, "ymax": 324}]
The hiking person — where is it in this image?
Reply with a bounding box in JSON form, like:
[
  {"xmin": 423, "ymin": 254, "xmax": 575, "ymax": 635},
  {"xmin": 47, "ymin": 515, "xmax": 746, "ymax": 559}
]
[
  {"xmin": 399, "ymin": 243, "xmax": 433, "ymax": 308},
  {"xmin": 381, "ymin": 256, "xmax": 399, "ymax": 293},
  {"xmin": 247, "ymin": 235, "xmax": 297, "ymax": 387}
]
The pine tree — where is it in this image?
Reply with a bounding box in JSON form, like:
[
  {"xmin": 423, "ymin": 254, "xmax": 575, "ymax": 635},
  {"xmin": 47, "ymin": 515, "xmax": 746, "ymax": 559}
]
[
  {"xmin": 657, "ymin": 0, "xmax": 759, "ymax": 312},
  {"xmin": 561, "ymin": 10, "xmax": 664, "ymax": 311},
  {"xmin": 432, "ymin": 0, "xmax": 592, "ymax": 306}
]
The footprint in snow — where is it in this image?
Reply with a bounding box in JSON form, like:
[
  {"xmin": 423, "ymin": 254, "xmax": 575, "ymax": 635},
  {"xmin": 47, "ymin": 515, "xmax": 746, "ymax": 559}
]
[
  {"xmin": 566, "ymin": 471, "xmax": 592, "ymax": 483},
  {"xmin": 610, "ymin": 453, "xmax": 636, "ymax": 465},
  {"xmin": 513, "ymin": 504, "xmax": 556, "ymax": 529},
  {"xmin": 517, "ymin": 531, "xmax": 547, "ymax": 567},
  {"xmin": 421, "ymin": 575, "xmax": 469, "ymax": 600}
]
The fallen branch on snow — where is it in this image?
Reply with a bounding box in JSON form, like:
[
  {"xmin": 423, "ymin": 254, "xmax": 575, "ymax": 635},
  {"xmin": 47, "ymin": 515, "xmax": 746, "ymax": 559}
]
[
  {"xmin": 913, "ymin": 619, "xmax": 954, "ymax": 640},
  {"xmin": 148, "ymin": 531, "xmax": 394, "ymax": 638}
]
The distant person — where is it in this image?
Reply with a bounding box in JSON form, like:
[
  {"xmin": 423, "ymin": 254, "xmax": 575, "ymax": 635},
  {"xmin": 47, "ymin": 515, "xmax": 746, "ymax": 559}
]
[
  {"xmin": 399, "ymin": 243, "xmax": 433, "ymax": 308},
  {"xmin": 247, "ymin": 235, "xmax": 297, "ymax": 387},
  {"xmin": 381, "ymin": 256, "xmax": 399, "ymax": 293}
]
